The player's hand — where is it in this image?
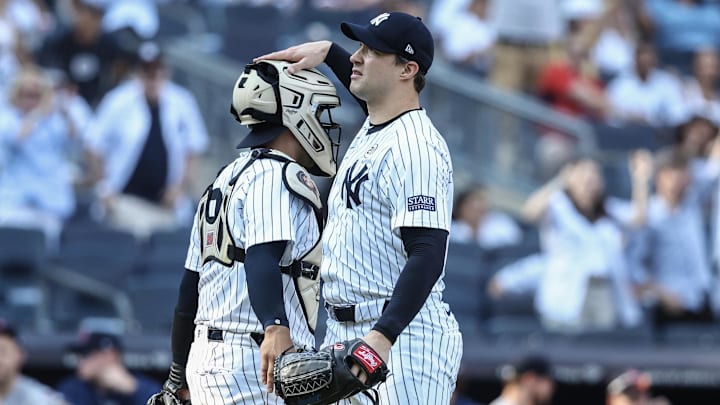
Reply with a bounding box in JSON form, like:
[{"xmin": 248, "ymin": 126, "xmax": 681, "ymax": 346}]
[
  {"xmin": 350, "ymin": 330, "xmax": 391, "ymax": 383},
  {"xmin": 254, "ymin": 41, "xmax": 332, "ymax": 74},
  {"xmin": 260, "ymin": 325, "xmax": 294, "ymax": 393}
]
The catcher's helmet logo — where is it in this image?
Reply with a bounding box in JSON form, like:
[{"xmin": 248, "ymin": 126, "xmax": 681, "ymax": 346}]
[
  {"xmin": 370, "ymin": 13, "xmax": 390, "ymax": 26},
  {"xmin": 333, "ymin": 343, "xmax": 345, "ymax": 350},
  {"xmin": 343, "ymin": 161, "xmax": 369, "ymax": 209}
]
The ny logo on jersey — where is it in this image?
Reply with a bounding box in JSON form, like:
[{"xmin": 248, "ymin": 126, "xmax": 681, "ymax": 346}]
[
  {"xmin": 343, "ymin": 161, "xmax": 369, "ymax": 209},
  {"xmin": 370, "ymin": 13, "xmax": 390, "ymax": 26}
]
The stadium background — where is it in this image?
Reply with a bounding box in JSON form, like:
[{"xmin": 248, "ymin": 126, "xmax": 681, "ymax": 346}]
[{"xmin": 1, "ymin": 0, "xmax": 720, "ymax": 404}]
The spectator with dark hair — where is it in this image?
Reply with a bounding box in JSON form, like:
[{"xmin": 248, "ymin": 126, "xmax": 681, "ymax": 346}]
[
  {"xmin": 0, "ymin": 320, "xmax": 68, "ymax": 404},
  {"xmin": 607, "ymin": 42, "xmax": 686, "ymax": 126},
  {"xmin": 683, "ymin": 48, "xmax": 720, "ymax": 124},
  {"xmin": 450, "ymin": 184, "xmax": 522, "ymax": 249},
  {"xmin": 84, "ymin": 42, "xmax": 209, "ymax": 238},
  {"xmin": 36, "ymin": 0, "xmax": 124, "ymax": 107},
  {"xmin": 607, "ymin": 369, "xmax": 672, "ymax": 405},
  {"xmin": 490, "ymin": 354, "xmax": 555, "ymax": 405},
  {"xmin": 644, "ymin": 0, "xmax": 720, "ymax": 53},
  {"xmin": 629, "ymin": 145, "xmax": 719, "ymax": 329},
  {"xmin": 522, "ymin": 157, "xmax": 641, "ymax": 331},
  {"xmin": 57, "ymin": 331, "xmax": 160, "ymax": 405},
  {"xmin": 675, "ymin": 115, "xmax": 718, "ymax": 168}
]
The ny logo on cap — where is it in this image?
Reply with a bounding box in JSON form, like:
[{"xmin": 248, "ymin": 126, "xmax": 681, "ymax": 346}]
[{"xmin": 370, "ymin": 13, "xmax": 390, "ymax": 26}]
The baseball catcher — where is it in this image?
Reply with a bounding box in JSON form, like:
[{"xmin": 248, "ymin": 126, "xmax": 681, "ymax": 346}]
[{"xmin": 273, "ymin": 338, "xmax": 389, "ymax": 404}]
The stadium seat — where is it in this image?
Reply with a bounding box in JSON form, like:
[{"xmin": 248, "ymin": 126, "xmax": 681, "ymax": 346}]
[
  {"xmin": 126, "ymin": 274, "xmax": 181, "ymax": 333},
  {"xmin": 547, "ymin": 325, "xmax": 655, "ymax": 346},
  {"xmin": 484, "ymin": 315, "xmax": 543, "ymax": 345},
  {"xmin": 658, "ymin": 323, "xmax": 720, "ymax": 347},
  {"xmin": 592, "ymin": 123, "xmax": 671, "ymax": 152},
  {"xmin": 0, "ymin": 227, "xmax": 48, "ymax": 331},
  {"xmin": 444, "ymin": 242, "xmax": 488, "ymax": 336},
  {"xmin": 487, "ymin": 292, "xmax": 536, "ymax": 318},
  {"xmin": 56, "ymin": 224, "xmax": 139, "ymax": 284},
  {"xmin": 139, "ymin": 227, "xmax": 192, "ymax": 274},
  {"xmin": 483, "ymin": 242, "xmax": 541, "ymax": 273}
]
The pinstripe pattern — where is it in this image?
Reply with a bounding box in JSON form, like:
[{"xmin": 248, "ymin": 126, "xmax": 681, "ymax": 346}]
[
  {"xmin": 322, "ymin": 303, "xmax": 462, "ymax": 405},
  {"xmin": 321, "ymin": 109, "xmax": 461, "ymax": 403},
  {"xmin": 184, "ymin": 149, "xmax": 319, "ymax": 403}
]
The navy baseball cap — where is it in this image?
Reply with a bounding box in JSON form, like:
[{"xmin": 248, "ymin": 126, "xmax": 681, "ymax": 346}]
[
  {"xmin": 69, "ymin": 331, "xmax": 123, "ymax": 355},
  {"xmin": 341, "ymin": 12, "xmax": 435, "ymax": 74},
  {"xmin": 0, "ymin": 319, "xmax": 17, "ymax": 340}
]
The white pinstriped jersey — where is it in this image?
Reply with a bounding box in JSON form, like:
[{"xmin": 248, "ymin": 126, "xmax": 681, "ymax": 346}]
[
  {"xmin": 322, "ymin": 109, "xmax": 454, "ymax": 306},
  {"xmin": 184, "ymin": 149, "xmax": 318, "ymax": 349}
]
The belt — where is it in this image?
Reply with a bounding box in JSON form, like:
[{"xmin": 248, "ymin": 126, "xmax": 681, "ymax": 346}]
[
  {"xmin": 207, "ymin": 328, "xmax": 264, "ymax": 346},
  {"xmin": 325, "ymin": 300, "xmax": 389, "ymax": 322}
]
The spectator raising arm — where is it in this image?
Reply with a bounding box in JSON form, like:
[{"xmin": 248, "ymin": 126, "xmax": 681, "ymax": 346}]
[{"xmin": 522, "ymin": 165, "xmax": 571, "ymax": 223}]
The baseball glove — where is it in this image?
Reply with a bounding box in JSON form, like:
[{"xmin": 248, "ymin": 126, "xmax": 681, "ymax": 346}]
[{"xmin": 273, "ymin": 338, "xmax": 389, "ymax": 405}]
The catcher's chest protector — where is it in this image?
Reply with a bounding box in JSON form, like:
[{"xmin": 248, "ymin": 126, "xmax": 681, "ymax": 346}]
[{"xmin": 196, "ymin": 149, "xmax": 324, "ymax": 330}]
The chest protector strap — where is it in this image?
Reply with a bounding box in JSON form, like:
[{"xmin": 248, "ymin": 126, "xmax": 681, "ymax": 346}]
[{"xmin": 197, "ymin": 149, "xmax": 324, "ymax": 270}]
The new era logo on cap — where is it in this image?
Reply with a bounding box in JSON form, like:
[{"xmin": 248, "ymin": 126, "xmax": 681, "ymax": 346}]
[{"xmin": 404, "ymin": 44, "xmax": 415, "ymax": 55}]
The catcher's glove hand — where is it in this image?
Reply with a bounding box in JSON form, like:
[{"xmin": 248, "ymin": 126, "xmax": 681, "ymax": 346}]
[
  {"xmin": 147, "ymin": 362, "xmax": 191, "ymax": 405},
  {"xmin": 273, "ymin": 338, "xmax": 389, "ymax": 405}
]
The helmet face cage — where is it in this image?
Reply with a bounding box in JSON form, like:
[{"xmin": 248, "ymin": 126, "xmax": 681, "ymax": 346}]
[{"xmin": 231, "ymin": 60, "xmax": 341, "ymax": 177}]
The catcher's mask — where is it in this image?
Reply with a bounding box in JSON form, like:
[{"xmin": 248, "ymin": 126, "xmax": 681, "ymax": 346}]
[{"xmin": 231, "ymin": 60, "xmax": 342, "ymax": 177}]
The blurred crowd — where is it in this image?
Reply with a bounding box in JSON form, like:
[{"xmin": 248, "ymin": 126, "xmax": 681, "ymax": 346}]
[
  {"xmin": 446, "ymin": 0, "xmax": 720, "ymax": 336},
  {"xmin": 1, "ymin": 0, "xmax": 719, "ymax": 404},
  {"xmin": 0, "ymin": 0, "xmax": 208, "ymax": 246}
]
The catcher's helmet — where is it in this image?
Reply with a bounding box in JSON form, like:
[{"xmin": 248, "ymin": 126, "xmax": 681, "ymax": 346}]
[{"xmin": 231, "ymin": 60, "xmax": 341, "ymax": 177}]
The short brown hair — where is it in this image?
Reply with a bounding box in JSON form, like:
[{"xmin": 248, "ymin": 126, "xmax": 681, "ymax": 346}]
[
  {"xmin": 654, "ymin": 147, "xmax": 689, "ymax": 173},
  {"xmin": 396, "ymin": 55, "xmax": 426, "ymax": 93}
]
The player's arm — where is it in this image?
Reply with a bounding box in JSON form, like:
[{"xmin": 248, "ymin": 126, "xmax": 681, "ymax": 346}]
[
  {"xmin": 150, "ymin": 268, "xmax": 198, "ymax": 404},
  {"xmin": 253, "ymin": 41, "xmax": 368, "ymax": 114},
  {"xmin": 366, "ymin": 227, "xmax": 449, "ymax": 354},
  {"xmin": 243, "ymin": 240, "xmax": 294, "ymax": 393}
]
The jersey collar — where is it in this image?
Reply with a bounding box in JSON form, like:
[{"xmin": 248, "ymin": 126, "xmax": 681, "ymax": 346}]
[{"xmin": 367, "ymin": 108, "xmax": 423, "ymax": 135}]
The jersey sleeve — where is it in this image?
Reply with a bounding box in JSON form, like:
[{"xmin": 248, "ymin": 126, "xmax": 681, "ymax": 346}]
[
  {"xmin": 242, "ymin": 161, "xmax": 299, "ymax": 249},
  {"xmin": 183, "ymin": 204, "xmax": 203, "ymax": 272},
  {"xmin": 385, "ymin": 127, "xmax": 453, "ymax": 234}
]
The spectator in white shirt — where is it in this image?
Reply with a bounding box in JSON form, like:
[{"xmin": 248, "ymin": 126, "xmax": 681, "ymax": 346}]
[
  {"xmin": 85, "ymin": 42, "xmax": 209, "ymax": 238},
  {"xmin": 683, "ymin": 48, "xmax": 720, "ymax": 125},
  {"xmin": 450, "ymin": 184, "xmax": 523, "ymax": 249},
  {"xmin": 522, "ymin": 157, "xmax": 641, "ymax": 332},
  {"xmin": 606, "ymin": 43, "xmax": 687, "ymax": 126},
  {"xmin": 440, "ymin": 0, "xmax": 495, "ymax": 75}
]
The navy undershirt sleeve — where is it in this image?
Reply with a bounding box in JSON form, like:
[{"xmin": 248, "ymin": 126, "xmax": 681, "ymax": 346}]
[
  {"xmin": 324, "ymin": 42, "xmax": 368, "ymax": 115},
  {"xmin": 171, "ymin": 269, "xmax": 199, "ymax": 366},
  {"xmin": 245, "ymin": 241, "xmax": 290, "ymax": 329},
  {"xmin": 372, "ymin": 227, "xmax": 449, "ymax": 343}
]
